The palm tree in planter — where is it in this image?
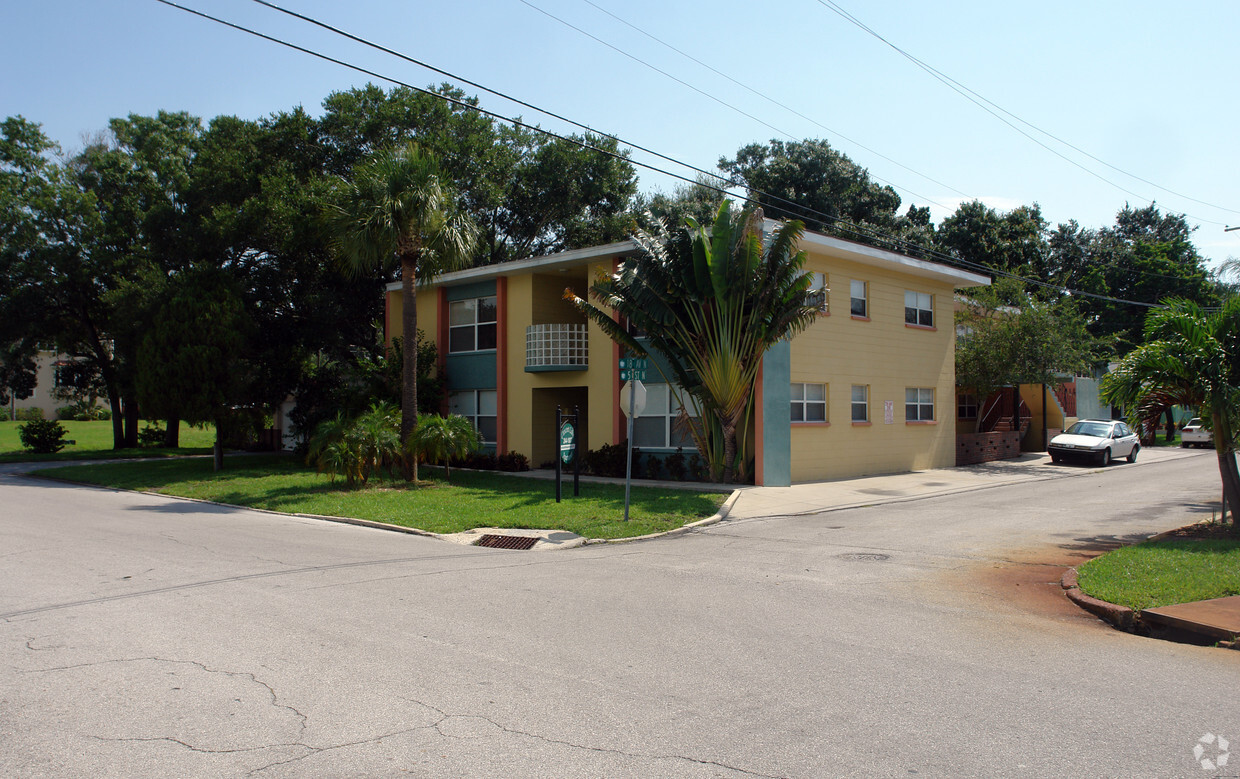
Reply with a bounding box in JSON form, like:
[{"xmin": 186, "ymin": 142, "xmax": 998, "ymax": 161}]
[
  {"xmin": 410, "ymin": 414, "xmax": 482, "ymax": 481},
  {"xmin": 327, "ymin": 143, "xmax": 477, "ymax": 481},
  {"xmin": 1101, "ymin": 297, "xmax": 1240, "ymax": 526}
]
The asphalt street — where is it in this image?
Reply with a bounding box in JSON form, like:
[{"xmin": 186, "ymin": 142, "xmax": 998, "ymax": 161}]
[{"xmin": 1, "ymin": 451, "xmax": 1237, "ymax": 778}]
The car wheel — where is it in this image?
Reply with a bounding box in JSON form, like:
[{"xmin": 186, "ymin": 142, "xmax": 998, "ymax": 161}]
[
  {"xmin": 1099, "ymin": 448, "xmax": 1111, "ymax": 467},
  {"xmin": 1127, "ymin": 444, "xmax": 1139, "ymax": 463},
  {"xmin": 1051, "ymin": 455, "xmax": 1062, "ymax": 464},
  {"xmin": 1180, "ymin": 441, "xmax": 1188, "ymax": 448}
]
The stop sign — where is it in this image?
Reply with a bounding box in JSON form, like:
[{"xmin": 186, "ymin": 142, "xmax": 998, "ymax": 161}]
[{"xmin": 619, "ymin": 380, "xmax": 646, "ymax": 418}]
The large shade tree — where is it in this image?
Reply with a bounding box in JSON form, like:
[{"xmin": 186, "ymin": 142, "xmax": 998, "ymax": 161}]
[
  {"xmin": 1100, "ymin": 298, "xmax": 1240, "ymax": 526},
  {"xmin": 568, "ymin": 201, "xmax": 819, "ymax": 483},
  {"xmin": 326, "ymin": 143, "xmax": 477, "ymax": 480}
]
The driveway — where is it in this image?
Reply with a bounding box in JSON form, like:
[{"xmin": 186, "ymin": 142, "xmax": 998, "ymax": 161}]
[{"xmin": 1, "ymin": 449, "xmax": 1235, "ymax": 777}]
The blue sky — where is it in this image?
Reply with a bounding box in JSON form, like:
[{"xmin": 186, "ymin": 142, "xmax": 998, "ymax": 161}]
[{"xmin": 5, "ymin": 0, "xmax": 1238, "ymax": 269}]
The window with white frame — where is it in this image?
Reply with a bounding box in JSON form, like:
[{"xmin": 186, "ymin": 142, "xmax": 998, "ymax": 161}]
[
  {"xmin": 904, "ymin": 290, "xmax": 933, "ymax": 327},
  {"xmin": 448, "ymin": 296, "xmax": 497, "ymax": 353},
  {"xmin": 957, "ymin": 393, "xmax": 978, "ymax": 420},
  {"xmin": 906, "ymin": 387, "xmax": 935, "ymax": 422},
  {"xmin": 632, "ymin": 384, "xmax": 699, "ymax": 449},
  {"xmin": 449, "ymin": 389, "xmax": 498, "ymax": 444},
  {"xmin": 850, "ymin": 279, "xmax": 867, "ymax": 317},
  {"xmin": 851, "ymin": 384, "xmax": 869, "ymax": 422},
  {"xmin": 807, "ymin": 272, "xmax": 829, "ymax": 313},
  {"xmin": 791, "ymin": 382, "xmax": 828, "ymax": 422}
]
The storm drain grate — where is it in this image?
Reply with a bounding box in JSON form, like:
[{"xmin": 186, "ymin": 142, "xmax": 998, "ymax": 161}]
[
  {"xmin": 836, "ymin": 552, "xmax": 891, "ymax": 562},
  {"xmin": 475, "ymin": 534, "xmax": 539, "ymax": 550}
]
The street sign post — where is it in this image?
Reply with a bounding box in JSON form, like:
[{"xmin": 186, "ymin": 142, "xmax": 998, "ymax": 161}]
[
  {"xmin": 619, "ymin": 380, "xmax": 646, "ymax": 419},
  {"xmin": 618, "ymin": 369, "xmax": 649, "ymax": 522}
]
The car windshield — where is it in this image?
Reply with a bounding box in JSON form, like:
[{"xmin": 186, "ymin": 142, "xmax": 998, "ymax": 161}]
[
  {"xmin": 1066, "ymin": 421, "xmax": 1113, "ymax": 438},
  {"xmin": 1186, "ymin": 419, "xmax": 1202, "ymax": 428}
]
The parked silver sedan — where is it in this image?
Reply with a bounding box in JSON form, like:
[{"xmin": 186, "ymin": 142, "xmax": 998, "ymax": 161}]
[{"xmin": 1048, "ymin": 419, "xmax": 1140, "ymax": 466}]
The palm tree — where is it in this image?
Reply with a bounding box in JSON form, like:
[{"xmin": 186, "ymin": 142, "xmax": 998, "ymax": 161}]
[
  {"xmin": 1101, "ymin": 298, "xmax": 1240, "ymax": 526},
  {"xmin": 410, "ymin": 414, "xmax": 482, "ymax": 481},
  {"xmin": 327, "ymin": 143, "xmax": 478, "ymax": 481},
  {"xmin": 567, "ymin": 200, "xmax": 819, "ymax": 482}
]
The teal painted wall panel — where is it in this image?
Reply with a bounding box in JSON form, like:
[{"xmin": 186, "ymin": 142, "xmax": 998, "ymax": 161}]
[
  {"xmin": 761, "ymin": 340, "xmax": 792, "ymax": 487},
  {"xmin": 445, "ymin": 352, "xmax": 497, "ymax": 390}
]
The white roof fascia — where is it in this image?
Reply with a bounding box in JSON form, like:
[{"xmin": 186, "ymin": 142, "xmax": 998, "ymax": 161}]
[
  {"xmin": 785, "ymin": 222, "xmax": 990, "ymax": 289},
  {"xmin": 384, "ymin": 239, "xmax": 636, "ymax": 292}
]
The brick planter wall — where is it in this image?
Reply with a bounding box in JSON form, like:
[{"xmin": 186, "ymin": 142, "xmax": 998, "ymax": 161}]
[{"xmin": 956, "ymin": 430, "xmax": 1022, "ymax": 465}]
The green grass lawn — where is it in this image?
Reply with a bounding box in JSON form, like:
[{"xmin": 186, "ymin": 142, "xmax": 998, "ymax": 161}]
[
  {"xmin": 0, "ymin": 420, "xmax": 216, "ymax": 463},
  {"xmin": 1078, "ymin": 535, "xmax": 1240, "ymax": 611},
  {"xmin": 32, "ymin": 455, "xmax": 727, "ymax": 540}
]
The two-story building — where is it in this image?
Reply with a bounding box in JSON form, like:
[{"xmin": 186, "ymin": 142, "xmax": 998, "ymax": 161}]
[{"xmin": 385, "ymin": 224, "xmax": 989, "ymax": 486}]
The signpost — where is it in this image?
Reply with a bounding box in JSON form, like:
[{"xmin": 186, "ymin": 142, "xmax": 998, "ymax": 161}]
[
  {"xmin": 619, "ymin": 357, "xmax": 649, "ymax": 522},
  {"xmin": 554, "ymin": 405, "xmax": 580, "ymax": 502}
]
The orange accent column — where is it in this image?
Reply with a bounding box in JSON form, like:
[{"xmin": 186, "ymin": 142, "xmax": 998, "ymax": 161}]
[
  {"xmin": 496, "ymin": 277, "xmax": 509, "ymax": 454},
  {"xmin": 611, "ymin": 260, "xmax": 624, "ymax": 444},
  {"xmin": 755, "ymin": 356, "xmax": 765, "ymax": 486},
  {"xmin": 437, "ymin": 288, "xmax": 449, "ymax": 416}
]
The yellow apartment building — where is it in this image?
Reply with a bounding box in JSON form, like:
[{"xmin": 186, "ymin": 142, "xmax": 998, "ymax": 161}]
[{"xmin": 385, "ymin": 224, "xmax": 989, "ymax": 486}]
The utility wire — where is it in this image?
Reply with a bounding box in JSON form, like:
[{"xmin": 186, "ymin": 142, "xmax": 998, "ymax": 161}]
[
  {"xmin": 814, "ymin": 0, "xmax": 1237, "ymax": 225},
  {"xmin": 157, "ymin": 0, "xmax": 1194, "ymax": 310},
  {"xmin": 514, "ymin": 0, "xmax": 950, "ymax": 212},
  {"xmin": 575, "ymin": 0, "xmax": 970, "ymax": 200}
]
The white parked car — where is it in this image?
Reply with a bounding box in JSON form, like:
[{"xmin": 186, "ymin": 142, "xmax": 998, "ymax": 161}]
[
  {"xmin": 1180, "ymin": 418, "xmax": 1213, "ymax": 448},
  {"xmin": 1048, "ymin": 419, "xmax": 1140, "ymax": 466}
]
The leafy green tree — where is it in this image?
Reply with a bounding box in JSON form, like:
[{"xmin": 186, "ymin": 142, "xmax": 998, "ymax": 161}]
[
  {"xmin": 937, "ymin": 201, "xmax": 1050, "ymax": 279},
  {"xmin": 641, "ymin": 175, "xmax": 727, "ymax": 229},
  {"xmin": 135, "ymin": 268, "xmax": 249, "ymax": 470},
  {"xmin": 956, "ymin": 279, "xmax": 1108, "ymax": 429},
  {"xmin": 326, "ymin": 143, "xmax": 478, "ymax": 480},
  {"xmin": 410, "ymin": 414, "xmax": 481, "ymax": 480},
  {"xmin": 720, "ymin": 139, "xmax": 900, "ymax": 229},
  {"xmin": 1101, "ymin": 298, "xmax": 1240, "ymax": 527},
  {"xmin": 569, "ymin": 201, "xmax": 819, "ymax": 482}
]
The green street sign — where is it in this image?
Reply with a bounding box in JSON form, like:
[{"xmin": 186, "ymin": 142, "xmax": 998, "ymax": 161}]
[
  {"xmin": 559, "ymin": 421, "xmax": 576, "ymax": 464},
  {"xmin": 619, "ymin": 369, "xmax": 646, "ymax": 381}
]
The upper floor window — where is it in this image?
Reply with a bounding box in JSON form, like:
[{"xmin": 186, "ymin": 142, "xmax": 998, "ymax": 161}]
[
  {"xmin": 904, "ymin": 291, "xmax": 933, "ymax": 327},
  {"xmin": 449, "ymin": 296, "xmax": 497, "ymax": 353},
  {"xmin": 807, "ymin": 272, "xmax": 828, "ymax": 313},
  {"xmin": 791, "ymin": 382, "xmax": 828, "ymax": 422},
  {"xmin": 850, "ymin": 280, "xmax": 867, "ymax": 317}
]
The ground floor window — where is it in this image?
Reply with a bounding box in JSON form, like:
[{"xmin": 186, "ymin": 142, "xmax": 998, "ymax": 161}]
[
  {"xmin": 632, "ymin": 384, "xmax": 698, "ymax": 449},
  {"xmin": 791, "ymin": 382, "xmax": 827, "ymax": 422},
  {"xmin": 449, "ymin": 389, "xmax": 498, "ymax": 444},
  {"xmin": 906, "ymin": 387, "xmax": 935, "ymax": 422},
  {"xmin": 851, "ymin": 384, "xmax": 869, "ymax": 422},
  {"xmin": 957, "ymin": 393, "xmax": 977, "ymax": 420}
]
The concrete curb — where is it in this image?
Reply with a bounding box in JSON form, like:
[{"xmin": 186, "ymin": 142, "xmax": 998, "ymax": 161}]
[
  {"xmin": 583, "ymin": 489, "xmax": 742, "ymax": 545},
  {"xmin": 17, "ymin": 469, "xmax": 738, "ymax": 550},
  {"xmin": 1061, "ymin": 567, "xmax": 1135, "ymax": 630}
]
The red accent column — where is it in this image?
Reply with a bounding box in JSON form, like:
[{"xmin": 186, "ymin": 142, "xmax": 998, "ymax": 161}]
[
  {"xmin": 611, "ymin": 261, "xmax": 624, "ymax": 444},
  {"xmin": 755, "ymin": 356, "xmax": 765, "ymax": 486},
  {"xmin": 496, "ymin": 277, "xmax": 509, "ymax": 454},
  {"xmin": 437, "ymin": 288, "xmax": 449, "ymax": 416}
]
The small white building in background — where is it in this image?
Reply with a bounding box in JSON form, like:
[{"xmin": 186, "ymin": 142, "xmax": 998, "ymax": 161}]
[{"xmin": 7, "ymin": 351, "xmax": 112, "ymax": 420}]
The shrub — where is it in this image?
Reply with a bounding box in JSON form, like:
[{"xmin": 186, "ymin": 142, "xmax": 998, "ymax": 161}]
[
  {"xmin": 688, "ymin": 453, "xmax": 707, "ymax": 481},
  {"xmin": 305, "ymin": 403, "xmax": 402, "ymax": 487},
  {"xmin": 138, "ymin": 424, "xmax": 165, "ymax": 448},
  {"xmin": 583, "ymin": 441, "xmax": 628, "ymax": 477},
  {"xmin": 14, "ymin": 407, "xmax": 45, "ymax": 422},
  {"xmin": 19, "ymin": 418, "xmax": 68, "ymax": 454},
  {"xmin": 665, "ymin": 448, "xmax": 687, "ymax": 481},
  {"xmin": 645, "ymin": 454, "xmax": 663, "ymax": 480},
  {"xmin": 496, "ymin": 450, "xmax": 530, "ymax": 472},
  {"xmin": 411, "ymin": 414, "xmax": 481, "ymax": 481},
  {"xmin": 55, "ymin": 400, "xmax": 109, "ymax": 421}
]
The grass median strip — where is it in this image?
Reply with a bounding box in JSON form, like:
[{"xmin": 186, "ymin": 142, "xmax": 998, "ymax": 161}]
[
  {"xmin": 34, "ymin": 455, "xmax": 727, "ymax": 540},
  {"xmin": 1077, "ymin": 536, "xmax": 1240, "ymax": 612}
]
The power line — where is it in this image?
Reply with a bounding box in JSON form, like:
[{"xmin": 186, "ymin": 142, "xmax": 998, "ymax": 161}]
[
  {"xmin": 514, "ymin": 0, "xmax": 951, "ymax": 212},
  {"xmin": 155, "ymin": 0, "xmax": 1194, "ymax": 311},
  {"xmin": 575, "ymin": 0, "xmax": 970, "ymax": 200},
  {"xmin": 814, "ymin": 0, "xmax": 1238, "ymax": 225}
]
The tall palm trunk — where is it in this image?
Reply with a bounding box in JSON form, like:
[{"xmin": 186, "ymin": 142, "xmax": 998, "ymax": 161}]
[
  {"xmin": 400, "ymin": 255, "xmax": 419, "ymax": 482},
  {"xmin": 1211, "ymin": 405, "xmax": 1240, "ymax": 526}
]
